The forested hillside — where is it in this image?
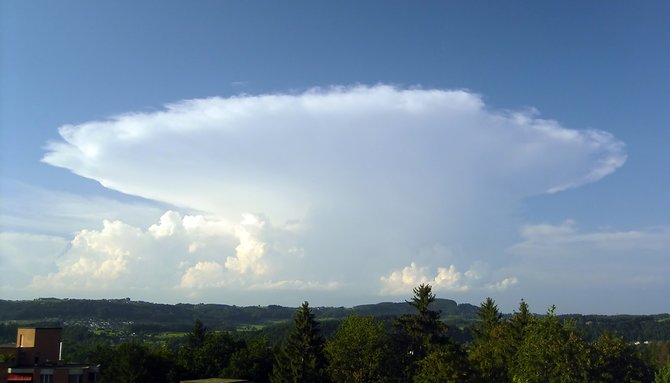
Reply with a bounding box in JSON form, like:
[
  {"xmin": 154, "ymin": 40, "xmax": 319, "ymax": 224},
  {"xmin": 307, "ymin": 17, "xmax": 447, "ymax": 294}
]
[
  {"xmin": 0, "ymin": 297, "xmax": 478, "ymax": 332},
  {"xmin": 1, "ymin": 297, "xmax": 669, "ymax": 343},
  {"xmin": 3, "ymin": 286, "xmax": 669, "ymax": 383}
]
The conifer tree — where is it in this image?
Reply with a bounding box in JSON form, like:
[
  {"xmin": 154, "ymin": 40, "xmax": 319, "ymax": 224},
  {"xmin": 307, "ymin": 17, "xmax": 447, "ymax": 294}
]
[
  {"xmin": 188, "ymin": 318, "xmax": 207, "ymax": 348},
  {"xmin": 511, "ymin": 305, "xmax": 590, "ymax": 383},
  {"xmin": 393, "ymin": 284, "xmax": 450, "ymax": 380},
  {"xmin": 395, "ymin": 284, "xmax": 449, "ymax": 355},
  {"xmin": 509, "ymin": 299, "xmax": 532, "ymax": 343},
  {"xmin": 472, "ymin": 297, "xmax": 502, "ymax": 339},
  {"xmin": 469, "ymin": 297, "xmax": 508, "ymax": 382},
  {"xmin": 271, "ymin": 301, "xmax": 329, "ymax": 383}
]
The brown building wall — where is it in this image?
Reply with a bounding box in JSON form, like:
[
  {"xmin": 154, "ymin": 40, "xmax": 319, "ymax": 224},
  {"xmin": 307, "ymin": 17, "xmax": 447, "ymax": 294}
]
[
  {"xmin": 53, "ymin": 368, "xmax": 70, "ymax": 382},
  {"xmin": 16, "ymin": 328, "xmax": 62, "ymax": 365},
  {"xmin": 2, "ymin": 328, "xmax": 97, "ymax": 383}
]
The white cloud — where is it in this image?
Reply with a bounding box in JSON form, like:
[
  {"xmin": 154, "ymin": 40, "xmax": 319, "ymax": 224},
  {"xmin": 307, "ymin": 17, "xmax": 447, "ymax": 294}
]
[
  {"xmin": 0, "ymin": 232, "xmax": 69, "ymax": 290},
  {"xmin": 511, "ymin": 221, "xmax": 670, "ymax": 258},
  {"xmin": 28, "ymin": 211, "xmax": 274, "ymax": 292},
  {"xmin": 487, "ymin": 277, "xmax": 519, "ymax": 291},
  {"xmin": 25, "ymin": 85, "xmax": 639, "ymax": 306},
  {"xmin": 32, "ymin": 219, "xmax": 147, "ymax": 289},
  {"xmin": 249, "ymin": 280, "xmax": 340, "ymax": 291},
  {"xmin": 225, "ymin": 214, "xmax": 268, "ymax": 275},
  {"xmin": 508, "ymin": 220, "xmax": 670, "ymax": 291},
  {"xmin": 0, "ymin": 179, "xmax": 166, "ymax": 237},
  {"xmin": 18, "ymin": 209, "xmax": 326, "ymax": 300},
  {"xmin": 179, "ymin": 261, "xmax": 226, "ymax": 289},
  {"xmin": 506, "ymin": 221, "xmax": 670, "ymax": 311},
  {"xmin": 380, "ymin": 261, "xmax": 517, "ymax": 295},
  {"xmin": 42, "ymin": 85, "xmax": 625, "ymax": 226}
]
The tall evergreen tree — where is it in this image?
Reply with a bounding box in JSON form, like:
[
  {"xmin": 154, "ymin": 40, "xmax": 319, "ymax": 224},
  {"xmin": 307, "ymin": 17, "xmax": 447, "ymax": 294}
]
[
  {"xmin": 188, "ymin": 318, "xmax": 207, "ymax": 349},
  {"xmin": 509, "ymin": 299, "xmax": 532, "ymax": 343},
  {"xmin": 393, "ymin": 284, "xmax": 450, "ymax": 380},
  {"xmin": 271, "ymin": 301, "xmax": 329, "ymax": 383},
  {"xmin": 510, "ymin": 306, "xmax": 590, "ymax": 383},
  {"xmin": 469, "ymin": 297, "xmax": 508, "ymax": 382},
  {"xmin": 395, "ymin": 284, "xmax": 449, "ymax": 356},
  {"xmin": 472, "ymin": 297, "xmax": 502, "ymax": 339}
]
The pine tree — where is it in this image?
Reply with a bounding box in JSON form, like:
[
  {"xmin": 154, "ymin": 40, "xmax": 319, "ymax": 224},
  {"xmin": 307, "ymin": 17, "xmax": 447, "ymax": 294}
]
[
  {"xmin": 397, "ymin": 284, "xmax": 449, "ymax": 354},
  {"xmin": 511, "ymin": 305, "xmax": 590, "ymax": 383},
  {"xmin": 393, "ymin": 284, "xmax": 450, "ymax": 380},
  {"xmin": 271, "ymin": 301, "xmax": 329, "ymax": 383},
  {"xmin": 188, "ymin": 318, "xmax": 207, "ymax": 349},
  {"xmin": 472, "ymin": 297, "xmax": 502, "ymax": 340},
  {"xmin": 509, "ymin": 299, "xmax": 532, "ymax": 343},
  {"xmin": 469, "ymin": 297, "xmax": 508, "ymax": 382}
]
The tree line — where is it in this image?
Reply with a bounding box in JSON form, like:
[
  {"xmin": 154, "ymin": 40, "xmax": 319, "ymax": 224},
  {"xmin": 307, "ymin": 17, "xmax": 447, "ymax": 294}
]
[
  {"xmin": 67, "ymin": 284, "xmax": 670, "ymax": 383},
  {"xmin": 2, "ymin": 297, "xmax": 669, "ymax": 344}
]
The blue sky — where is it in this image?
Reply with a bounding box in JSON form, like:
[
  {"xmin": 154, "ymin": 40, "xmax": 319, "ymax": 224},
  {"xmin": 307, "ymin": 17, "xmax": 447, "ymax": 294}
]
[{"xmin": 1, "ymin": 1, "xmax": 669, "ymax": 313}]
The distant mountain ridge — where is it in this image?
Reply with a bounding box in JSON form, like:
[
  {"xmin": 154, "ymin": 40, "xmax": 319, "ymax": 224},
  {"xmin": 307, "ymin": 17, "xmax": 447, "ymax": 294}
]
[
  {"xmin": 2, "ymin": 298, "xmax": 669, "ymax": 342},
  {"xmin": 0, "ymin": 297, "xmax": 479, "ymax": 330}
]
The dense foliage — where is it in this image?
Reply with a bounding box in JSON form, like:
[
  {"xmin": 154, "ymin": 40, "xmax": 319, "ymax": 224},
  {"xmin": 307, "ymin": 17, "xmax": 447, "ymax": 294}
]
[
  {"xmin": 2, "ymin": 288, "xmax": 669, "ymax": 382},
  {"xmin": 271, "ymin": 301, "xmax": 329, "ymax": 383},
  {"xmin": 0, "ymin": 297, "xmax": 478, "ymax": 333}
]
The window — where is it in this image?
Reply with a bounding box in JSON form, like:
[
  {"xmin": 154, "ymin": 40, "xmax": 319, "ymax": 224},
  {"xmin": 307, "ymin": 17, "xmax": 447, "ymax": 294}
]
[
  {"xmin": 69, "ymin": 375, "xmax": 82, "ymax": 383},
  {"xmin": 40, "ymin": 374, "xmax": 53, "ymax": 383}
]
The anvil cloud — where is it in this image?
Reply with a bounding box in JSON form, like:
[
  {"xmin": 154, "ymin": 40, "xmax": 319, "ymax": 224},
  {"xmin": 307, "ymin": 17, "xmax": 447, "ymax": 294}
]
[{"xmin": 32, "ymin": 85, "xmax": 629, "ymax": 304}]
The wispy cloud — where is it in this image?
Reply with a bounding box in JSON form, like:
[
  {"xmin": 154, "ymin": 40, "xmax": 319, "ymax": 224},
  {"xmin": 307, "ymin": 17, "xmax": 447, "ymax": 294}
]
[
  {"xmin": 504, "ymin": 221, "xmax": 670, "ymax": 312},
  {"xmin": 511, "ymin": 221, "xmax": 670, "ymax": 258}
]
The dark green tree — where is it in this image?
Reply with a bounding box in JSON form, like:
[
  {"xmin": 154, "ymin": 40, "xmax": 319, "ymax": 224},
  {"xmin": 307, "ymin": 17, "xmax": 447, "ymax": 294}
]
[
  {"xmin": 326, "ymin": 315, "xmax": 391, "ymax": 383},
  {"xmin": 271, "ymin": 301, "xmax": 329, "ymax": 383},
  {"xmin": 472, "ymin": 297, "xmax": 503, "ymax": 337},
  {"xmin": 177, "ymin": 321, "xmax": 243, "ymax": 380},
  {"xmin": 393, "ymin": 284, "xmax": 450, "ymax": 380},
  {"xmin": 222, "ymin": 337, "xmax": 275, "ymax": 383},
  {"xmin": 177, "ymin": 319, "xmax": 209, "ymax": 378},
  {"xmin": 510, "ymin": 306, "xmax": 590, "ymax": 383},
  {"xmin": 413, "ymin": 343, "xmax": 475, "ymax": 383},
  {"xmin": 509, "ymin": 299, "xmax": 532, "ymax": 344},
  {"xmin": 656, "ymin": 357, "xmax": 670, "ymax": 383},
  {"xmin": 188, "ymin": 318, "xmax": 207, "ymax": 348},
  {"xmin": 196, "ymin": 331, "xmax": 244, "ymax": 378},
  {"xmin": 98, "ymin": 342, "xmax": 173, "ymax": 383},
  {"xmin": 395, "ymin": 284, "xmax": 448, "ymax": 356},
  {"xmin": 589, "ymin": 333, "xmax": 654, "ymax": 383},
  {"xmin": 469, "ymin": 297, "xmax": 509, "ymax": 382}
]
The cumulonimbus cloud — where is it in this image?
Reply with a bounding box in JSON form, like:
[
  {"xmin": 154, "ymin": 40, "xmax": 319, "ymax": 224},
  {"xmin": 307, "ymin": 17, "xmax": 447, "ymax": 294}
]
[
  {"xmin": 36, "ymin": 85, "xmax": 629, "ymax": 301},
  {"xmin": 43, "ymin": 85, "xmax": 625, "ymax": 223}
]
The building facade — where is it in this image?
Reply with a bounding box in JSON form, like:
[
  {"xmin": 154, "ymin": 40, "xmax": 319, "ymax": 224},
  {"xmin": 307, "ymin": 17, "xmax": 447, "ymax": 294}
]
[{"xmin": 0, "ymin": 328, "xmax": 99, "ymax": 383}]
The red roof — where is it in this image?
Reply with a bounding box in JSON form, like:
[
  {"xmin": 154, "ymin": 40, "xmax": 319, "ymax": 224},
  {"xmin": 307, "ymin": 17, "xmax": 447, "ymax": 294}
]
[{"xmin": 7, "ymin": 373, "xmax": 33, "ymax": 381}]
